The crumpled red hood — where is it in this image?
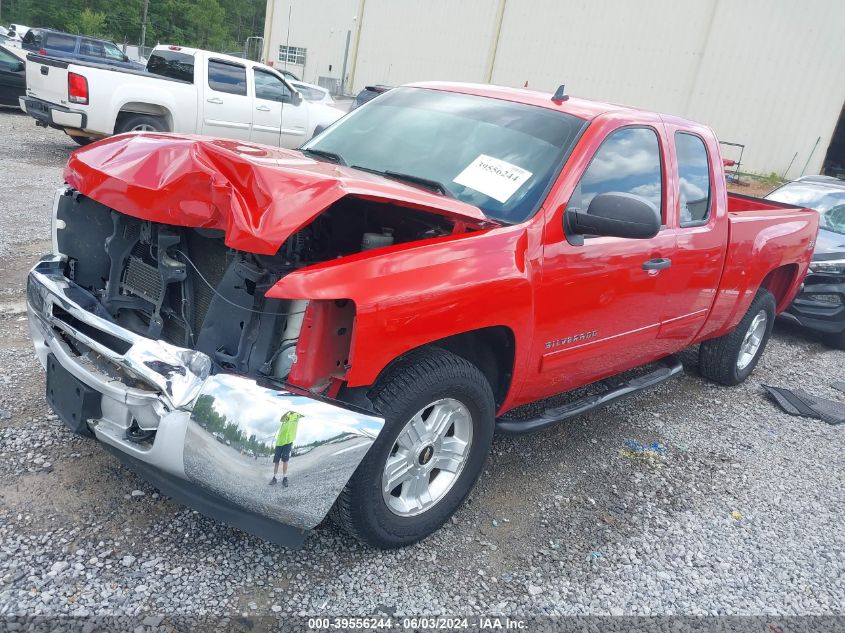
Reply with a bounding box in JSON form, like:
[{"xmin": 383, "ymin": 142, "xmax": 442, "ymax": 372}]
[{"xmin": 64, "ymin": 133, "xmax": 497, "ymax": 255}]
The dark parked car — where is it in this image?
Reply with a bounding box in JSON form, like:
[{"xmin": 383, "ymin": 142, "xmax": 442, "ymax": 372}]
[
  {"xmin": 0, "ymin": 43, "xmax": 26, "ymax": 106},
  {"xmin": 22, "ymin": 28, "xmax": 143, "ymax": 70},
  {"xmin": 767, "ymin": 175, "xmax": 845, "ymax": 349},
  {"xmin": 349, "ymin": 84, "xmax": 392, "ymax": 111}
]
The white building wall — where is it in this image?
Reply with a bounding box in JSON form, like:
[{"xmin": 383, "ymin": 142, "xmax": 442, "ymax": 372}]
[
  {"xmin": 351, "ymin": 0, "xmax": 499, "ymax": 88},
  {"xmin": 262, "ymin": 0, "xmax": 358, "ymax": 85},
  {"xmin": 262, "ymin": 0, "xmax": 845, "ymax": 176},
  {"xmin": 682, "ymin": 0, "xmax": 845, "ymax": 178},
  {"xmin": 490, "ymin": 0, "xmax": 845, "ymax": 177}
]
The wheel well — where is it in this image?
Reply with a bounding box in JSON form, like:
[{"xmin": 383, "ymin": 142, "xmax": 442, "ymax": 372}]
[
  {"xmin": 114, "ymin": 104, "xmax": 172, "ymax": 133},
  {"xmin": 424, "ymin": 326, "xmax": 515, "ymax": 408},
  {"xmin": 760, "ymin": 264, "xmax": 800, "ymax": 312}
]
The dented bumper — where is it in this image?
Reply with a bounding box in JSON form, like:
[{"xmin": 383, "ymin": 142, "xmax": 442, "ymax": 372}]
[{"xmin": 26, "ymin": 256, "xmax": 384, "ymax": 548}]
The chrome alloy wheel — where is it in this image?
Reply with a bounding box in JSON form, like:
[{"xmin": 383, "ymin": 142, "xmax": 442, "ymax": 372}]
[
  {"xmin": 737, "ymin": 309, "xmax": 767, "ymax": 370},
  {"xmin": 381, "ymin": 398, "xmax": 473, "ymax": 517}
]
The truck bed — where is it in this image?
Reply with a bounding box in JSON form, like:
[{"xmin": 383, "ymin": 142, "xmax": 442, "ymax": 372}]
[
  {"xmin": 699, "ymin": 191, "xmax": 819, "ymax": 340},
  {"xmin": 726, "ymin": 191, "xmax": 802, "ymax": 214},
  {"xmin": 25, "ymin": 53, "xmax": 190, "ymax": 84}
]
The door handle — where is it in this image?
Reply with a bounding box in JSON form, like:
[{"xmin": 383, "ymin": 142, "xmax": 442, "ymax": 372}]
[
  {"xmin": 206, "ymin": 97, "xmax": 223, "ymax": 104},
  {"xmin": 642, "ymin": 258, "xmax": 672, "ymax": 271},
  {"xmin": 256, "ymin": 105, "xmax": 271, "ymax": 111}
]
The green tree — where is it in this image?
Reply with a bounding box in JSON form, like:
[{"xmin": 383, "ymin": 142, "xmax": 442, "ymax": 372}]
[
  {"xmin": 66, "ymin": 8, "xmax": 108, "ymax": 37},
  {"xmin": 3, "ymin": 0, "xmax": 266, "ymax": 53},
  {"xmin": 186, "ymin": 0, "xmax": 228, "ymax": 50}
]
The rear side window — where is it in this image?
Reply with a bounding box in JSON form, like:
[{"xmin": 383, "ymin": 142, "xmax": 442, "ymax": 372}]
[
  {"xmin": 675, "ymin": 133, "xmax": 712, "ymax": 226},
  {"xmin": 22, "ymin": 30, "xmax": 42, "ymax": 48},
  {"xmin": 569, "ymin": 126, "xmax": 664, "ymax": 222},
  {"xmin": 208, "ymin": 59, "xmax": 247, "ymax": 96},
  {"xmin": 147, "ymin": 50, "xmax": 195, "ymax": 83},
  {"xmin": 45, "ymin": 32, "xmax": 77, "ymax": 53}
]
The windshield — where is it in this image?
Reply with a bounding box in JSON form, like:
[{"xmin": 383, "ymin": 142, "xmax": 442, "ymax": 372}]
[
  {"xmin": 767, "ymin": 182, "xmax": 845, "ymax": 235},
  {"xmin": 303, "ymin": 87, "xmax": 586, "ymax": 223}
]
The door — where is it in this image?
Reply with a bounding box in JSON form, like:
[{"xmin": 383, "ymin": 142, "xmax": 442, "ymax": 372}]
[
  {"xmin": 0, "ymin": 47, "xmax": 25, "ymax": 106},
  {"xmin": 200, "ymin": 58, "xmax": 253, "ymax": 140},
  {"xmin": 250, "ymin": 67, "xmax": 309, "ymax": 148},
  {"xmin": 656, "ymin": 127, "xmax": 727, "ymax": 344},
  {"xmin": 525, "ymin": 125, "xmax": 676, "ymax": 402},
  {"xmin": 250, "ymin": 67, "xmax": 286, "ymax": 146}
]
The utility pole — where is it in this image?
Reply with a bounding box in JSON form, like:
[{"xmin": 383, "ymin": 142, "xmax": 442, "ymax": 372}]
[{"xmin": 140, "ymin": 0, "xmax": 149, "ymax": 54}]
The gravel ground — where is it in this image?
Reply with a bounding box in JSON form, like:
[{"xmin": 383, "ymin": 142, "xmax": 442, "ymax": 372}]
[{"xmin": 0, "ymin": 108, "xmax": 844, "ymax": 628}]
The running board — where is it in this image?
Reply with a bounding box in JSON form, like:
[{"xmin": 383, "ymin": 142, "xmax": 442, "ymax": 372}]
[{"xmin": 495, "ymin": 356, "xmax": 684, "ymax": 435}]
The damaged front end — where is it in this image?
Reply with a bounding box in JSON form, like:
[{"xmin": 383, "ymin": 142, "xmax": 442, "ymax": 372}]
[
  {"xmin": 28, "ymin": 186, "xmax": 427, "ymax": 546},
  {"xmin": 50, "ymin": 183, "xmax": 463, "ymax": 391},
  {"xmin": 28, "ymin": 134, "xmax": 498, "ymax": 545},
  {"xmin": 28, "ymin": 245, "xmax": 384, "ymax": 547}
]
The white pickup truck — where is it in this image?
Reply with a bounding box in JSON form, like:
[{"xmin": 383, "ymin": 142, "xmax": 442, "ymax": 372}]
[{"xmin": 20, "ymin": 45, "xmax": 344, "ymax": 147}]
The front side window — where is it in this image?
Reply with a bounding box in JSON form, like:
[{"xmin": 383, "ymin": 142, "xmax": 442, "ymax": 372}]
[
  {"xmin": 103, "ymin": 42, "xmax": 126, "ymax": 61},
  {"xmin": 208, "ymin": 59, "xmax": 247, "ymax": 96},
  {"xmin": 79, "ymin": 38, "xmax": 104, "ymax": 57},
  {"xmin": 568, "ymin": 127, "xmax": 663, "ymax": 221},
  {"xmin": 676, "ymin": 132, "xmax": 711, "ymax": 226},
  {"xmin": 254, "ymin": 68, "xmax": 290, "ymax": 102},
  {"xmin": 278, "ymin": 45, "xmax": 306, "ymax": 65}
]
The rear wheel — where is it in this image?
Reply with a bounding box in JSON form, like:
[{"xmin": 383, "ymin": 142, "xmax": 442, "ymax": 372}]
[
  {"xmin": 699, "ymin": 288, "xmax": 776, "ymax": 385},
  {"xmin": 333, "ymin": 347, "xmax": 495, "ymax": 548},
  {"xmin": 115, "ymin": 114, "xmax": 167, "ymax": 134}
]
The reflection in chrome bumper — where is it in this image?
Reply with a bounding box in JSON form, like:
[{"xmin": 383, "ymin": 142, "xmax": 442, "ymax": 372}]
[{"xmin": 26, "ymin": 256, "xmax": 384, "ymax": 543}]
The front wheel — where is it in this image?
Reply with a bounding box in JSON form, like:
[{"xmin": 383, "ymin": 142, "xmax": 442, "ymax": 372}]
[
  {"xmin": 699, "ymin": 288, "xmax": 776, "ymax": 385},
  {"xmin": 333, "ymin": 347, "xmax": 495, "ymax": 548}
]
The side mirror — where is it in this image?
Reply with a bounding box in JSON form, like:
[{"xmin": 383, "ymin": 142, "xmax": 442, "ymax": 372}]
[
  {"xmin": 291, "ymin": 90, "xmax": 303, "ymax": 106},
  {"xmin": 123, "ymin": 54, "xmax": 130, "ymax": 62},
  {"xmin": 564, "ymin": 192, "xmax": 661, "ymax": 245},
  {"xmin": 14, "ymin": 61, "xmax": 25, "ymax": 72}
]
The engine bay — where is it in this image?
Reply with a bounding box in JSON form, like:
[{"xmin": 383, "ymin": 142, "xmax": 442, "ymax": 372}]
[{"xmin": 54, "ymin": 190, "xmax": 455, "ymax": 391}]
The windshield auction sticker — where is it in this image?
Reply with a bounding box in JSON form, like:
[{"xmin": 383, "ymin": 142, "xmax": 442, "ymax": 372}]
[{"xmin": 453, "ymin": 154, "xmax": 533, "ymax": 203}]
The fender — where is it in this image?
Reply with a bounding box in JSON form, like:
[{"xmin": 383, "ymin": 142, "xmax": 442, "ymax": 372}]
[
  {"xmin": 267, "ymin": 226, "xmax": 535, "ymax": 398},
  {"xmin": 111, "ymin": 99, "xmax": 175, "ymax": 132}
]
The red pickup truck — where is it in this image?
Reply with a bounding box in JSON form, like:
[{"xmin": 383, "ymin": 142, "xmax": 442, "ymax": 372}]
[{"xmin": 27, "ymin": 83, "xmax": 817, "ymax": 548}]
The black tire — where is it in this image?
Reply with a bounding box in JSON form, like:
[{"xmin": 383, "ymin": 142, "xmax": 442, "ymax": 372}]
[
  {"xmin": 699, "ymin": 288, "xmax": 776, "ymax": 385},
  {"xmin": 115, "ymin": 114, "xmax": 168, "ymax": 134},
  {"xmin": 824, "ymin": 330, "xmax": 845, "ymax": 351},
  {"xmin": 70, "ymin": 136, "xmax": 95, "ymax": 146},
  {"xmin": 333, "ymin": 347, "xmax": 495, "ymax": 548}
]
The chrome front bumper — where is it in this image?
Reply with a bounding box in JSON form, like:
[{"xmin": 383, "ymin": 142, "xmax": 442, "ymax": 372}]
[{"xmin": 26, "ymin": 256, "xmax": 384, "ymax": 547}]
